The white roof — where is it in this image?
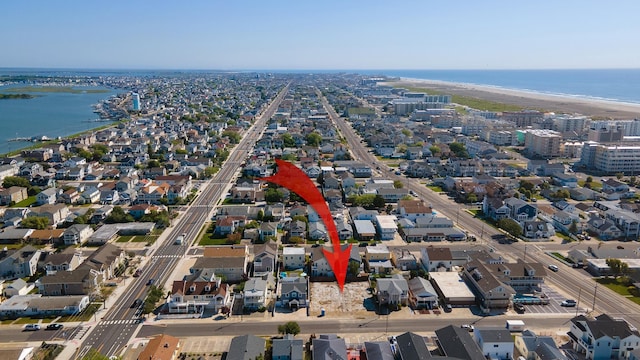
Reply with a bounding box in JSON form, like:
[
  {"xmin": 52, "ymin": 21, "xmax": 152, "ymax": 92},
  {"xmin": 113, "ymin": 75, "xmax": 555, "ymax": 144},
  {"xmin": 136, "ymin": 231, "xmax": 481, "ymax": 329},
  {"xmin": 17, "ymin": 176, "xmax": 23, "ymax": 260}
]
[
  {"xmin": 283, "ymin": 247, "xmax": 305, "ymax": 255},
  {"xmin": 429, "ymin": 272, "xmax": 475, "ymax": 301},
  {"xmin": 375, "ymin": 215, "xmax": 398, "ymax": 229}
]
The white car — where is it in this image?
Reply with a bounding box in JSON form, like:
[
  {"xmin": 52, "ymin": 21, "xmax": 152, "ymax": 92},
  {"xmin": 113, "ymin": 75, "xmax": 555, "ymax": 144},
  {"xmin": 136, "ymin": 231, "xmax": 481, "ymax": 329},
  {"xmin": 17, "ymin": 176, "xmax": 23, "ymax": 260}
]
[
  {"xmin": 561, "ymin": 299, "xmax": 577, "ymax": 307},
  {"xmin": 461, "ymin": 324, "xmax": 474, "ymax": 331},
  {"xmin": 548, "ymin": 264, "xmax": 559, "ymax": 272}
]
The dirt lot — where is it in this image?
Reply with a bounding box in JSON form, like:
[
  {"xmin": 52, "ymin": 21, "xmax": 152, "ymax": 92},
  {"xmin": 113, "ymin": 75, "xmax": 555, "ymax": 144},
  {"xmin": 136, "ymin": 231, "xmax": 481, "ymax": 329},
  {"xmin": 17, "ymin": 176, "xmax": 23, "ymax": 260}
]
[{"xmin": 309, "ymin": 281, "xmax": 374, "ymax": 318}]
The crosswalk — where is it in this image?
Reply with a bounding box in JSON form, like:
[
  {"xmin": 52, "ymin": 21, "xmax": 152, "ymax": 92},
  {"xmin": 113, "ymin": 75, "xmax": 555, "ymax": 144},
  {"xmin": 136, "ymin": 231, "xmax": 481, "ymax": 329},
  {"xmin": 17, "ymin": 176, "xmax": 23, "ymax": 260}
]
[
  {"xmin": 73, "ymin": 325, "xmax": 91, "ymax": 340},
  {"xmin": 100, "ymin": 319, "xmax": 142, "ymax": 326},
  {"xmin": 153, "ymin": 254, "xmax": 182, "ymax": 258}
]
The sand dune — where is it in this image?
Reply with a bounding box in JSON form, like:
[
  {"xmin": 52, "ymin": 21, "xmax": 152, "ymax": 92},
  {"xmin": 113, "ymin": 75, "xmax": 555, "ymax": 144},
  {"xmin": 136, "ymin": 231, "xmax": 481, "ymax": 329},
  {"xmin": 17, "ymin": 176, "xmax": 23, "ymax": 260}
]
[{"xmin": 387, "ymin": 79, "xmax": 640, "ymax": 119}]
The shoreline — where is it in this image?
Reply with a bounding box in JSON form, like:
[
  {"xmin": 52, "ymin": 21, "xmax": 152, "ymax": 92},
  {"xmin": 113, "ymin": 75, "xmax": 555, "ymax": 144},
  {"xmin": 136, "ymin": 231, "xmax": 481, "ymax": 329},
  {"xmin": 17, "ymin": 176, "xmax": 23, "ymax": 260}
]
[{"xmin": 387, "ymin": 77, "xmax": 640, "ymax": 118}]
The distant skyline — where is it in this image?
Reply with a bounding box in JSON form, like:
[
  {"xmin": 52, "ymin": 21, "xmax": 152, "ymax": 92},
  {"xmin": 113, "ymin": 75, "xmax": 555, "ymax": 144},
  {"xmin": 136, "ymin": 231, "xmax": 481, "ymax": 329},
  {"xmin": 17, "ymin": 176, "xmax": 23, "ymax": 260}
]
[{"xmin": 3, "ymin": 0, "xmax": 640, "ymax": 70}]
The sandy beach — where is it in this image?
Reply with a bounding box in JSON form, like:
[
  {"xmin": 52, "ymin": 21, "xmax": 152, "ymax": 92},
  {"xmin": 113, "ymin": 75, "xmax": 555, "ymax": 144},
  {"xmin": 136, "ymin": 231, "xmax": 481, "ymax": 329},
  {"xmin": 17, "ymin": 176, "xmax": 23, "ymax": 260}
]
[{"xmin": 387, "ymin": 78, "xmax": 640, "ymax": 119}]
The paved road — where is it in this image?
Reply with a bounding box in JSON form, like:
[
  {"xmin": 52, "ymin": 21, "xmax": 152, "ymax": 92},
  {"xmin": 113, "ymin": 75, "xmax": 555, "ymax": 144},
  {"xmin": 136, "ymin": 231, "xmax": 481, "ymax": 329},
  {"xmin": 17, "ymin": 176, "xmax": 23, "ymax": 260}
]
[
  {"xmin": 73, "ymin": 83, "xmax": 291, "ymax": 359},
  {"xmin": 320, "ymin": 90, "xmax": 640, "ymax": 330}
]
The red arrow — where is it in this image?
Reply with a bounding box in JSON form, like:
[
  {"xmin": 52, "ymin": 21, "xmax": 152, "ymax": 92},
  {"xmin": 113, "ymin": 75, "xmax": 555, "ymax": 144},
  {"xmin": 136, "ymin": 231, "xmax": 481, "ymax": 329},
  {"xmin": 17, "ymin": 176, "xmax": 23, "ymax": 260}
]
[{"xmin": 261, "ymin": 159, "xmax": 351, "ymax": 290}]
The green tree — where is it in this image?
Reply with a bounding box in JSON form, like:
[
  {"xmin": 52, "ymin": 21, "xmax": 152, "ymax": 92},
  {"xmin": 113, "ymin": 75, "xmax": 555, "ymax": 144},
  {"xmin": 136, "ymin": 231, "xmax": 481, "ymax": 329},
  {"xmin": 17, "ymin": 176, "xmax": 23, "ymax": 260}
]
[
  {"xmin": 305, "ymin": 132, "xmax": 322, "ymax": 147},
  {"xmin": 282, "ymin": 133, "xmax": 295, "ymax": 147},
  {"xmin": 147, "ymin": 159, "xmax": 161, "ymax": 168},
  {"xmin": 277, "ymin": 321, "xmax": 301, "ymax": 336},
  {"xmin": 373, "ymin": 195, "xmax": 386, "ymax": 209},
  {"xmin": 264, "ymin": 188, "xmax": 284, "ymax": 203},
  {"xmin": 586, "ymin": 176, "xmax": 593, "ymax": 183},
  {"xmin": 105, "ymin": 206, "xmax": 134, "ymax": 223},
  {"xmin": 222, "ymin": 130, "xmax": 241, "ymax": 144},
  {"xmin": 429, "ymin": 146, "xmax": 440, "ymax": 156},
  {"xmin": 401, "ymin": 129, "xmax": 412, "ymax": 137},
  {"xmin": 629, "ymin": 176, "xmax": 637, "ymax": 186},
  {"xmin": 2, "ymin": 176, "xmax": 30, "ymax": 188},
  {"xmin": 497, "ymin": 218, "xmax": 522, "ymax": 237},
  {"xmin": 616, "ymin": 172, "xmax": 624, "ymax": 180},
  {"xmin": 21, "ymin": 216, "xmax": 49, "ymax": 229},
  {"xmin": 393, "ymin": 180, "xmax": 403, "ymax": 189},
  {"xmin": 466, "ymin": 193, "xmax": 478, "ymax": 203},
  {"xmin": 569, "ymin": 220, "xmax": 578, "ymax": 234},
  {"xmin": 348, "ymin": 260, "xmax": 360, "ymax": 276},
  {"xmin": 606, "ymin": 258, "xmax": 629, "ymax": 278},
  {"xmin": 519, "ymin": 180, "xmax": 535, "ymax": 192},
  {"xmin": 81, "ymin": 349, "xmax": 112, "ymax": 360},
  {"xmin": 449, "ymin": 142, "xmax": 469, "ymax": 158}
]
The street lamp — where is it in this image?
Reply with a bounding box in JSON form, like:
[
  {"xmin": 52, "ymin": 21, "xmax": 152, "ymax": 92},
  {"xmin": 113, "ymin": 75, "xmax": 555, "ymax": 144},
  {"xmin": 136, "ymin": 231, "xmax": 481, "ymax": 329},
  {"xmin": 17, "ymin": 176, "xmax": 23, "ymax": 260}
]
[{"xmin": 592, "ymin": 283, "xmax": 598, "ymax": 313}]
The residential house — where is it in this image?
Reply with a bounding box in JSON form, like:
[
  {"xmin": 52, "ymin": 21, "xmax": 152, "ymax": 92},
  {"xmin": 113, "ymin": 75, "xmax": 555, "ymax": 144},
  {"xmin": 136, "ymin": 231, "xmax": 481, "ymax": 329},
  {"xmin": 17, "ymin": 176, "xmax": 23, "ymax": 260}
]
[
  {"xmin": 36, "ymin": 265, "xmax": 100, "ymax": 296},
  {"xmin": 63, "ymin": 224, "xmax": 94, "ymax": 245},
  {"xmin": 0, "ymin": 245, "xmax": 41, "ymax": 280},
  {"xmin": 392, "ymin": 249, "xmax": 418, "ymax": 271},
  {"xmin": 243, "ymin": 277, "xmax": 268, "ymax": 310},
  {"xmin": 253, "ymin": 241, "xmax": 277, "ymax": 275},
  {"xmin": 29, "ymin": 203, "xmax": 70, "ymax": 226},
  {"xmin": 279, "ymin": 276, "xmax": 308, "ymax": 309},
  {"xmin": 568, "ymin": 313, "xmax": 640, "ymax": 360},
  {"xmin": 312, "ymin": 335, "xmax": 347, "ymax": 360},
  {"xmin": 503, "ymin": 197, "xmax": 538, "ymax": 224},
  {"xmin": 215, "ymin": 216, "xmax": 246, "ymax": 236},
  {"xmin": 167, "ymin": 278, "xmax": 229, "ymax": 315},
  {"xmin": 0, "ymin": 294, "xmax": 90, "ymax": 319},
  {"xmin": 283, "ymin": 247, "xmax": 305, "ymax": 270},
  {"xmin": 474, "ymin": 328, "xmax": 515, "ymax": 360},
  {"xmin": 397, "ymin": 199, "xmax": 434, "ymax": 222},
  {"xmin": 353, "ymin": 220, "xmax": 376, "ymax": 241},
  {"xmin": 336, "ymin": 220, "xmax": 353, "ymax": 240},
  {"xmin": 260, "ymin": 222, "xmax": 278, "ymax": 241},
  {"xmin": 41, "ymin": 250, "xmax": 83, "ymax": 275},
  {"xmin": 0, "ymin": 187, "xmax": 27, "ymax": 206},
  {"xmin": 192, "ymin": 246, "xmax": 248, "ymax": 282},
  {"xmin": 36, "ymin": 188, "xmax": 59, "ymax": 205},
  {"xmin": 273, "ymin": 334, "xmax": 303, "ymax": 360},
  {"xmin": 375, "ymin": 215, "xmax": 398, "ymax": 240},
  {"xmin": 395, "ymin": 332, "xmax": 430, "ymax": 360},
  {"xmin": 3, "ymin": 279, "xmax": 34, "ymax": 297},
  {"xmin": 376, "ymin": 274, "xmax": 409, "ymax": 307},
  {"xmin": 308, "ymin": 221, "xmax": 327, "ymax": 240},
  {"xmin": 287, "ymin": 220, "xmax": 306, "ymax": 240},
  {"xmin": 364, "ymin": 341, "xmax": 394, "ymax": 360},
  {"xmin": 587, "ymin": 217, "xmax": 623, "ymax": 240},
  {"xmin": 552, "ymin": 173, "xmax": 578, "ymax": 188},
  {"xmin": 227, "ymin": 335, "xmax": 265, "ymax": 360},
  {"xmin": 435, "ymin": 325, "xmax": 485, "ymax": 360},
  {"xmin": 514, "ymin": 330, "xmax": 567, "ymax": 360},
  {"xmin": 522, "ymin": 221, "xmax": 555, "ymax": 240},
  {"xmin": 462, "ymin": 259, "xmax": 516, "ymax": 312},
  {"xmin": 420, "ymin": 247, "xmax": 453, "ymax": 272},
  {"xmin": 138, "ymin": 334, "xmax": 181, "ymax": 360},
  {"xmin": 408, "ymin": 277, "xmax": 438, "ymax": 310},
  {"xmin": 365, "ymin": 243, "xmax": 393, "ymax": 274}
]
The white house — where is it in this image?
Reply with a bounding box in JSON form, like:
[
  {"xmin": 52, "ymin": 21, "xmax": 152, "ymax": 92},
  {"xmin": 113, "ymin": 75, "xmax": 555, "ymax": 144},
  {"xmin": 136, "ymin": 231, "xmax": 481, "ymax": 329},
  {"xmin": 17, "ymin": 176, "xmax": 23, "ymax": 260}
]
[
  {"xmin": 375, "ymin": 215, "xmax": 398, "ymax": 240},
  {"xmin": 569, "ymin": 313, "xmax": 640, "ymax": 360},
  {"xmin": 474, "ymin": 328, "xmax": 515, "ymax": 360},
  {"xmin": 283, "ymin": 247, "xmax": 305, "ymax": 270}
]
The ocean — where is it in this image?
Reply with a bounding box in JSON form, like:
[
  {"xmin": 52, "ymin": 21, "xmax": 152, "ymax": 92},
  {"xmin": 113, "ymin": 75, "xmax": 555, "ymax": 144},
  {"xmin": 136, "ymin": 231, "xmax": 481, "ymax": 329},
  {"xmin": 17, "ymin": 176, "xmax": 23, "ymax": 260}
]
[
  {"xmin": 0, "ymin": 84, "xmax": 120, "ymax": 155},
  {"xmin": 2, "ymin": 68, "xmax": 640, "ymax": 156},
  {"xmin": 358, "ymin": 69, "xmax": 640, "ymax": 105}
]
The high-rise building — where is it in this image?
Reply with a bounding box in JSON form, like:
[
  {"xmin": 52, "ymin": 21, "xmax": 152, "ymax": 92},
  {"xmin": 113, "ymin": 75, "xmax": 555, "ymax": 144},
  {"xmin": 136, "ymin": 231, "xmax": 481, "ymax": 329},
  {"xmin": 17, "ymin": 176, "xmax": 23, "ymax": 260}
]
[
  {"xmin": 580, "ymin": 141, "xmax": 640, "ymax": 174},
  {"xmin": 131, "ymin": 92, "xmax": 140, "ymax": 111},
  {"xmin": 524, "ymin": 129, "xmax": 562, "ymax": 158}
]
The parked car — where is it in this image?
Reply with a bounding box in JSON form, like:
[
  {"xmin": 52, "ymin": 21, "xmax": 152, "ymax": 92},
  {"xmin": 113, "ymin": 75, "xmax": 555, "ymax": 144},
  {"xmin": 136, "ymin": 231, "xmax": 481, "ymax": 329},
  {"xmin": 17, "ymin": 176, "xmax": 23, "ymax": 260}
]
[
  {"xmin": 24, "ymin": 324, "xmax": 40, "ymax": 331},
  {"xmin": 548, "ymin": 264, "xmax": 559, "ymax": 272},
  {"xmin": 461, "ymin": 324, "xmax": 474, "ymax": 331},
  {"xmin": 444, "ymin": 304, "xmax": 452, "ymax": 313},
  {"xmin": 46, "ymin": 323, "xmax": 63, "ymax": 330},
  {"xmin": 514, "ymin": 303, "xmax": 526, "ymax": 313},
  {"xmin": 561, "ymin": 299, "xmax": 577, "ymax": 307},
  {"xmin": 131, "ymin": 298, "xmax": 143, "ymax": 308}
]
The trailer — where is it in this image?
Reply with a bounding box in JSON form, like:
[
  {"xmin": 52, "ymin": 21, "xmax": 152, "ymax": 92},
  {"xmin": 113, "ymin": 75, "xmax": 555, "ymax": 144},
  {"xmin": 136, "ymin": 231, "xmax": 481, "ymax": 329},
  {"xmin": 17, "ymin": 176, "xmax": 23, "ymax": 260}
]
[{"xmin": 506, "ymin": 320, "xmax": 525, "ymax": 332}]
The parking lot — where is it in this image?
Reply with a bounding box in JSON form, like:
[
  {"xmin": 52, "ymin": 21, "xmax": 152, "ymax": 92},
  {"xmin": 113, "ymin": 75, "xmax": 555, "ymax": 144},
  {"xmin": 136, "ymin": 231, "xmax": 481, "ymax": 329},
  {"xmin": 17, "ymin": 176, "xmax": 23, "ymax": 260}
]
[{"xmin": 520, "ymin": 284, "xmax": 587, "ymax": 314}]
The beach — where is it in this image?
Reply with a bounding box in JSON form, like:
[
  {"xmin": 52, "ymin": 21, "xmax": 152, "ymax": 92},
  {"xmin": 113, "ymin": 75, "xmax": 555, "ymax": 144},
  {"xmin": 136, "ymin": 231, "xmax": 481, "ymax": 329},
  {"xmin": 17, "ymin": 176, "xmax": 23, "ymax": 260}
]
[{"xmin": 387, "ymin": 78, "xmax": 640, "ymax": 119}]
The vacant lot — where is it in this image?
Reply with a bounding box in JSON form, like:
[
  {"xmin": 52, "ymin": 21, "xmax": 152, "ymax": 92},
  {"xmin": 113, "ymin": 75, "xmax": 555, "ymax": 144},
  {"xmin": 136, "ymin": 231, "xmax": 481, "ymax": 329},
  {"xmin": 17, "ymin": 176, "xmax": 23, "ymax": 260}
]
[{"xmin": 309, "ymin": 281, "xmax": 372, "ymax": 318}]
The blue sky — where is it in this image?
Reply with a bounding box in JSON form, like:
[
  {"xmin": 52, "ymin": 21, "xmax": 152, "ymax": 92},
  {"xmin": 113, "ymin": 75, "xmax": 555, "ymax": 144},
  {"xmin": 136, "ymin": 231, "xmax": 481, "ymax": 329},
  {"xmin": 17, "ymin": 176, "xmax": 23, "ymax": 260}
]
[{"xmin": 3, "ymin": 0, "xmax": 640, "ymax": 70}]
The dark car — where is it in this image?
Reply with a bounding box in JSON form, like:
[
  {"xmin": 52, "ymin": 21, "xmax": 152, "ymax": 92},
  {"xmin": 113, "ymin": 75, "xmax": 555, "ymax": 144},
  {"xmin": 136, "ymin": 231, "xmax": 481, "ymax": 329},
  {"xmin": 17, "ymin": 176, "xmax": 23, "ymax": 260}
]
[
  {"xmin": 514, "ymin": 303, "xmax": 525, "ymax": 313},
  {"xmin": 46, "ymin": 323, "xmax": 63, "ymax": 330},
  {"xmin": 147, "ymin": 278, "xmax": 155, "ymax": 286},
  {"xmin": 131, "ymin": 298, "xmax": 143, "ymax": 308},
  {"xmin": 443, "ymin": 304, "xmax": 452, "ymax": 313}
]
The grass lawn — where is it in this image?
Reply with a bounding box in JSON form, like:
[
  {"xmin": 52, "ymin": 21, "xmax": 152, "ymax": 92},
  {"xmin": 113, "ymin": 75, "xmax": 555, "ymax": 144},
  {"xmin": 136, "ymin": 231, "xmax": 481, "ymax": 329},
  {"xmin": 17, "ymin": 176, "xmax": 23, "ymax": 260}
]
[
  {"xmin": 551, "ymin": 252, "xmax": 569, "ymax": 262},
  {"xmin": 555, "ymin": 232, "xmax": 574, "ymax": 242},
  {"xmin": 14, "ymin": 317, "xmax": 39, "ymax": 324},
  {"xmin": 12, "ymin": 196, "xmax": 36, "ymax": 208},
  {"xmin": 468, "ymin": 209, "xmax": 483, "ymax": 217},
  {"xmin": 116, "ymin": 235, "xmax": 134, "ymax": 243},
  {"xmin": 0, "ymin": 319, "xmax": 15, "ymax": 324},
  {"xmin": 596, "ymin": 278, "xmax": 640, "ymax": 306},
  {"xmin": 58, "ymin": 303, "xmax": 101, "ymax": 322},
  {"xmin": 132, "ymin": 235, "xmax": 153, "ymax": 242},
  {"xmin": 199, "ymin": 234, "xmax": 232, "ymax": 246},
  {"xmin": 426, "ymin": 185, "xmax": 443, "ymax": 193},
  {"xmin": 578, "ymin": 180, "xmax": 602, "ymax": 191}
]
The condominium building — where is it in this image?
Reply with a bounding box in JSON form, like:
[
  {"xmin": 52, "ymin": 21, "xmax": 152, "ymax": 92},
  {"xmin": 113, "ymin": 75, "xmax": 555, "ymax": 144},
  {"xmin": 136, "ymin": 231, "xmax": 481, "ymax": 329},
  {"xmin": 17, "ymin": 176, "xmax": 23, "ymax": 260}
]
[
  {"xmin": 580, "ymin": 142, "xmax": 640, "ymax": 174},
  {"xmin": 501, "ymin": 110, "xmax": 543, "ymax": 127},
  {"xmin": 524, "ymin": 129, "xmax": 562, "ymax": 158},
  {"xmin": 554, "ymin": 114, "xmax": 589, "ymax": 134}
]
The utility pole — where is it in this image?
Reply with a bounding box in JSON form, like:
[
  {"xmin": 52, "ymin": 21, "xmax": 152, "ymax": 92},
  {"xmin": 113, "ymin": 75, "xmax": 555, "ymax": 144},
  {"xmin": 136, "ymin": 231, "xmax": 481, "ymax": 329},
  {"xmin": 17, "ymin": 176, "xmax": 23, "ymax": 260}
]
[
  {"xmin": 576, "ymin": 288, "xmax": 582, "ymax": 316},
  {"xmin": 592, "ymin": 283, "xmax": 598, "ymax": 313}
]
